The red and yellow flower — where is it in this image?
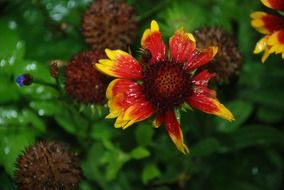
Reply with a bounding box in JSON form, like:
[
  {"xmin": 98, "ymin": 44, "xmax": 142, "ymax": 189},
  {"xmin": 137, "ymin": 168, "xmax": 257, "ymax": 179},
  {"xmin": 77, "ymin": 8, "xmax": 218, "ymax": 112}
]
[
  {"xmin": 96, "ymin": 20, "xmax": 234, "ymax": 154},
  {"xmin": 251, "ymin": 0, "xmax": 284, "ymax": 63}
]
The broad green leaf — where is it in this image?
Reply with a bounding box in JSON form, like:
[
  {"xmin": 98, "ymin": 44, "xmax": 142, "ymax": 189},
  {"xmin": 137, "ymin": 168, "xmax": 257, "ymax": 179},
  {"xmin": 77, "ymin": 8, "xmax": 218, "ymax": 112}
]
[
  {"xmin": 158, "ymin": 1, "xmax": 209, "ymax": 38},
  {"xmin": 13, "ymin": 59, "xmax": 54, "ymax": 84},
  {"xmin": 0, "ymin": 74, "xmax": 19, "ymax": 103},
  {"xmin": 190, "ymin": 137, "xmax": 219, "ymax": 157},
  {"xmin": 19, "ymin": 84, "xmax": 59, "ymax": 101},
  {"xmin": 0, "ymin": 19, "xmax": 24, "ymax": 60},
  {"xmin": 79, "ymin": 181, "xmax": 96, "ymax": 190},
  {"xmin": 142, "ymin": 164, "xmax": 161, "ymax": 184},
  {"xmin": 101, "ymin": 141, "xmax": 130, "ymax": 181},
  {"xmin": 0, "ymin": 107, "xmax": 45, "ymax": 133},
  {"xmin": 246, "ymin": 90, "xmax": 284, "ymax": 110},
  {"xmin": 81, "ymin": 143, "xmax": 109, "ymax": 189},
  {"xmin": 0, "ymin": 127, "xmax": 37, "ymax": 176},
  {"xmin": 55, "ymin": 114, "xmax": 76, "ymax": 134},
  {"xmin": 18, "ymin": 109, "xmax": 46, "ymax": 133},
  {"xmin": 91, "ymin": 120, "xmax": 116, "ymax": 141},
  {"xmin": 130, "ymin": 146, "xmax": 150, "ymax": 159},
  {"xmin": 0, "ymin": 107, "xmax": 19, "ymax": 126},
  {"xmin": 0, "ymin": 172, "xmax": 15, "ymax": 190},
  {"xmin": 220, "ymin": 125, "xmax": 284, "ymax": 152},
  {"xmin": 256, "ymin": 107, "xmax": 283, "ymax": 123},
  {"xmin": 29, "ymin": 100, "xmax": 64, "ymax": 116},
  {"xmin": 216, "ymin": 100, "xmax": 253, "ymax": 132},
  {"xmin": 215, "ymin": 180, "xmax": 260, "ymax": 190},
  {"xmin": 135, "ymin": 123, "xmax": 154, "ymax": 146}
]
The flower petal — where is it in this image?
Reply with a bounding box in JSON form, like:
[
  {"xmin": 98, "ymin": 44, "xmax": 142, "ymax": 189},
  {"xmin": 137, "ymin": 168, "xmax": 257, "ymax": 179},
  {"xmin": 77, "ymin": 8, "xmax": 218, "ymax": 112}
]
[
  {"xmin": 141, "ymin": 20, "xmax": 166, "ymax": 64},
  {"xmin": 268, "ymin": 29, "xmax": 284, "ymax": 59},
  {"xmin": 250, "ymin": 12, "xmax": 284, "ymax": 34},
  {"xmin": 106, "ymin": 79, "xmax": 141, "ymax": 118},
  {"xmin": 152, "ymin": 113, "xmax": 163, "ymax": 128},
  {"xmin": 121, "ymin": 100, "xmax": 154, "ymax": 129},
  {"xmin": 106, "ymin": 79, "xmax": 154, "ymax": 129},
  {"xmin": 96, "ymin": 49, "xmax": 143, "ymax": 79},
  {"xmin": 169, "ymin": 28, "xmax": 196, "ymax": 63},
  {"xmin": 253, "ymin": 35, "xmax": 273, "ymax": 63},
  {"xmin": 261, "ymin": 0, "xmax": 284, "ymax": 11},
  {"xmin": 164, "ymin": 111, "xmax": 189, "ymax": 154},
  {"xmin": 254, "ymin": 35, "xmax": 270, "ymax": 54},
  {"xmin": 188, "ymin": 70, "xmax": 234, "ymax": 121},
  {"xmin": 184, "ymin": 46, "xmax": 218, "ymax": 71}
]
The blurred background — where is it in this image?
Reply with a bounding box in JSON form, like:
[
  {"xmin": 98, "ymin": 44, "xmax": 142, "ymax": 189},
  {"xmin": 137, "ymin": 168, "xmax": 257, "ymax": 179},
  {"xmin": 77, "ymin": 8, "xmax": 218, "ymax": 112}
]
[{"xmin": 0, "ymin": 0, "xmax": 284, "ymax": 189}]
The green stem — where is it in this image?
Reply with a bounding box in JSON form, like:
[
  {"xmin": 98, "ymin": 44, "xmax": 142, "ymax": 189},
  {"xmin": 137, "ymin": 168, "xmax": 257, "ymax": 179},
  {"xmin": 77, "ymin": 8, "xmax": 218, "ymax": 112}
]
[{"xmin": 33, "ymin": 79, "xmax": 58, "ymax": 89}]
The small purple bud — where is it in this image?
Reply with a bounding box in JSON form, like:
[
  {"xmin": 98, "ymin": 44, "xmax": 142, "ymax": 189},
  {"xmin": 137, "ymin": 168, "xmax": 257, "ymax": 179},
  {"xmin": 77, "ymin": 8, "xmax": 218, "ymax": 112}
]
[{"xmin": 16, "ymin": 74, "xmax": 33, "ymax": 87}]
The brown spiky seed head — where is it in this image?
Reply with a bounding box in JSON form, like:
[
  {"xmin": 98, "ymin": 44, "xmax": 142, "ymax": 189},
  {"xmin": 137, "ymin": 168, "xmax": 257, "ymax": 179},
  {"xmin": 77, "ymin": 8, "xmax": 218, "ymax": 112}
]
[
  {"xmin": 15, "ymin": 141, "xmax": 81, "ymax": 190},
  {"xmin": 65, "ymin": 50, "xmax": 110, "ymax": 104},
  {"xmin": 81, "ymin": 0, "xmax": 138, "ymax": 51},
  {"xmin": 194, "ymin": 27, "xmax": 242, "ymax": 83}
]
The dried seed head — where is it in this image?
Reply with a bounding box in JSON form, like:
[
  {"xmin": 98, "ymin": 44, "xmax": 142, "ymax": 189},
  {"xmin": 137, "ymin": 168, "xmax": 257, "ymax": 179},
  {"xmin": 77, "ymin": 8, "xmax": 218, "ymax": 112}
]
[
  {"xmin": 194, "ymin": 27, "xmax": 242, "ymax": 83},
  {"xmin": 65, "ymin": 50, "xmax": 110, "ymax": 104},
  {"xmin": 49, "ymin": 60, "xmax": 66, "ymax": 78},
  {"xmin": 15, "ymin": 141, "xmax": 81, "ymax": 190},
  {"xmin": 81, "ymin": 0, "xmax": 138, "ymax": 51}
]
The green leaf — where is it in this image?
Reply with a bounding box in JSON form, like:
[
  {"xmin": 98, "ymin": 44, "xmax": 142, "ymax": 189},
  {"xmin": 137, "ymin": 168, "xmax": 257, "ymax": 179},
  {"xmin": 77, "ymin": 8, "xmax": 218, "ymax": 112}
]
[
  {"xmin": 190, "ymin": 137, "xmax": 219, "ymax": 157},
  {"xmin": 55, "ymin": 114, "xmax": 76, "ymax": 134},
  {"xmin": 13, "ymin": 59, "xmax": 54, "ymax": 84},
  {"xmin": 243, "ymin": 85, "xmax": 284, "ymax": 110},
  {"xmin": 79, "ymin": 181, "xmax": 96, "ymax": 190},
  {"xmin": 142, "ymin": 164, "xmax": 161, "ymax": 184},
  {"xmin": 81, "ymin": 143, "xmax": 109, "ymax": 189},
  {"xmin": 91, "ymin": 120, "xmax": 116, "ymax": 141},
  {"xmin": 0, "ymin": 107, "xmax": 45, "ymax": 132},
  {"xmin": 216, "ymin": 100, "xmax": 253, "ymax": 132},
  {"xmin": 135, "ymin": 123, "xmax": 154, "ymax": 146},
  {"xmin": 0, "ymin": 19, "xmax": 24, "ymax": 60},
  {"xmin": 256, "ymin": 106, "xmax": 283, "ymax": 123},
  {"xmin": 0, "ymin": 127, "xmax": 37, "ymax": 176},
  {"xmin": 18, "ymin": 109, "xmax": 46, "ymax": 133},
  {"xmin": 223, "ymin": 181, "xmax": 260, "ymax": 190},
  {"xmin": 158, "ymin": 1, "xmax": 209, "ymax": 38},
  {"xmin": 0, "ymin": 172, "xmax": 15, "ymax": 190},
  {"xmin": 0, "ymin": 74, "xmax": 19, "ymax": 103},
  {"xmin": 130, "ymin": 146, "xmax": 150, "ymax": 159},
  {"xmin": 0, "ymin": 107, "xmax": 19, "ymax": 126},
  {"xmin": 220, "ymin": 125, "xmax": 284, "ymax": 152},
  {"xmin": 19, "ymin": 84, "xmax": 59, "ymax": 101},
  {"xmin": 29, "ymin": 100, "xmax": 64, "ymax": 116},
  {"xmin": 101, "ymin": 141, "xmax": 131, "ymax": 181}
]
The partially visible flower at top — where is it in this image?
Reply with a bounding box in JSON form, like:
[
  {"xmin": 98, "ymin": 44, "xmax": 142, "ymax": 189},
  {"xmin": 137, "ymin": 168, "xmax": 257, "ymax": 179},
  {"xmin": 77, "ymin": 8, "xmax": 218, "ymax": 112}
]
[
  {"xmin": 16, "ymin": 74, "xmax": 33, "ymax": 87},
  {"xmin": 194, "ymin": 27, "xmax": 242, "ymax": 83},
  {"xmin": 15, "ymin": 141, "xmax": 81, "ymax": 190},
  {"xmin": 251, "ymin": 0, "xmax": 284, "ymax": 63},
  {"xmin": 65, "ymin": 50, "xmax": 110, "ymax": 104},
  {"xmin": 261, "ymin": 0, "xmax": 284, "ymax": 11},
  {"xmin": 81, "ymin": 0, "xmax": 138, "ymax": 51},
  {"xmin": 96, "ymin": 20, "xmax": 234, "ymax": 154}
]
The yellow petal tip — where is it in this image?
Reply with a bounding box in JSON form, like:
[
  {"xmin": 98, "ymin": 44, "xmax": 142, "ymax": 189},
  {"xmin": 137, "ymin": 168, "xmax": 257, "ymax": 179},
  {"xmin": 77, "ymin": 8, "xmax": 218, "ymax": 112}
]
[
  {"xmin": 187, "ymin": 33, "xmax": 196, "ymax": 42},
  {"xmin": 178, "ymin": 144, "xmax": 190, "ymax": 155},
  {"xmin": 212, "ymin": 46, "xmax": 218, "ymax": 56},
  {"xmin": 151, "ymin": 20, "xmax": 159, "ymax": 31}
]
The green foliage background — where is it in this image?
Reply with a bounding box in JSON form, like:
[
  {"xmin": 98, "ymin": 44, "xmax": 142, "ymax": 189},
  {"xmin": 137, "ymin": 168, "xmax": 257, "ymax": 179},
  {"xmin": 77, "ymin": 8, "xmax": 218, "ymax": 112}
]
[{"xmin": 0, "ymin": 0, "xmax": 284, "ymax": 189}]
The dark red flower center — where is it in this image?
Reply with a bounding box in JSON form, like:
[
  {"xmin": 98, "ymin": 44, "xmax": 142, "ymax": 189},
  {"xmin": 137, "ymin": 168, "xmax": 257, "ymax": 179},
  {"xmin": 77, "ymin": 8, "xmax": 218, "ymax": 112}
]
[{"xmin": 143, "ymin": 62, "xmax": 192, "ymax": 111}]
